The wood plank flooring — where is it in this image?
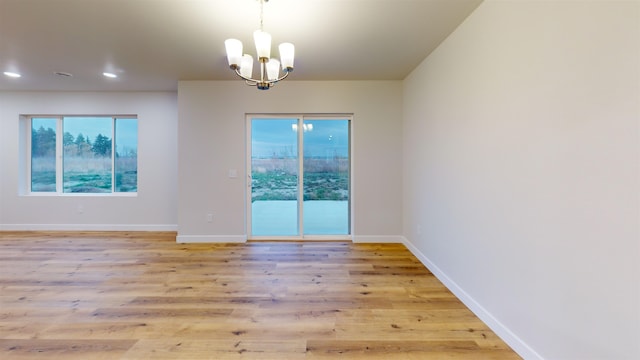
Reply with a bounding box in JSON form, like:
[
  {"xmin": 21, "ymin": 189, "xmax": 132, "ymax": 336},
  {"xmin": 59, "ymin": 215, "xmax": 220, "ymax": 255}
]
[{"xmin": 0, "ymin": 232, "xmax": 521, "ymax": 359}]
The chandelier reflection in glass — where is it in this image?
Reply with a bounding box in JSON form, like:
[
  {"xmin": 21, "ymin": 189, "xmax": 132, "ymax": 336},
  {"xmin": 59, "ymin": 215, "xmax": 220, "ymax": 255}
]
[{"xmin": 224, "ymin": 0, "xmax": 294, "ymax": 90}]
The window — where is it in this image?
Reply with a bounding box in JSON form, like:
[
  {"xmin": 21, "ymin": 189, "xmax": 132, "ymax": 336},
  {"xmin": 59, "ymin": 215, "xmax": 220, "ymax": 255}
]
[{"xmin": 28, "ymin": 116, "xmax": 138, "ymax": 194}]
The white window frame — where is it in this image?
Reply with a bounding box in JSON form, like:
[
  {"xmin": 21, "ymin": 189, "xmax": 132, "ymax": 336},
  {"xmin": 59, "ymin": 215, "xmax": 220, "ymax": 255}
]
[{"xmin": 24, "ymin": 115, "xmax": 138, "ymax": 196}]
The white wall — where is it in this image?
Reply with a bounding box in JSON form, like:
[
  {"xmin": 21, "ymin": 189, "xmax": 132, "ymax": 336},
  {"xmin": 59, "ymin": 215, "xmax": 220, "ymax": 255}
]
[
  {"xmin": 403, "ymin": 1, "xmax": 640, "ymax": 359},
  {"xmin": 177, "ymin": 80, "xmax": 403, "ymax": 242},
  {"xmin": 0, "ymin": 91, "xmax": 178, "ymax": 230}
]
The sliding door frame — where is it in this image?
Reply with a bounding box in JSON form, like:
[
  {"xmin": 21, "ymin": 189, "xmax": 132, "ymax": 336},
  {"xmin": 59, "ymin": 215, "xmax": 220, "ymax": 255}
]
[{"xmin": 246, "ymin": 113, "xmax": 353, "ymax": 241}]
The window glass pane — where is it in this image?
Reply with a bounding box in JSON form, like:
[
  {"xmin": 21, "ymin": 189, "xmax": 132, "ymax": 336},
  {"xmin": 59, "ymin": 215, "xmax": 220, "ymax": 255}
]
[
  {"xmin": 31, "ymin": 118, "xmax": 57, "ymax": 192},
  {"xmin": 62, "ymin": 117, "xmax": 112, "ymax": 193},
  {"xmin": 114, "ymin": 118, "xmax": 138, "ymax": 192},
  {"xmin": 303, "ymin": 119, "xmax": 350, "ymax": 234},
  {"xmin": 251, "ymin": 118, "xmax": 299, "ymax": 236}
]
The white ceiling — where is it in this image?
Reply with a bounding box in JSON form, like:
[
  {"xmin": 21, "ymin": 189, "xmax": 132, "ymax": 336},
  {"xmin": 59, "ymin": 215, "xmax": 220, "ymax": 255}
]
[{"xmin": 0, "ymin": 0, "xmax": 483, "ymax": 91}]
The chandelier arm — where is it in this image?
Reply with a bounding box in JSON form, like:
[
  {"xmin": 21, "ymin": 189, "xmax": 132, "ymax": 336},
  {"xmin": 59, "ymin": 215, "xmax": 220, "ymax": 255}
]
[
  {"xmin": 233, "ymin": 63, "xmax": 291, "ymax": 85},
  {"xmin": 233, "ymin": 68, "xmax": 259, "ymax": 85},
  {"xmin": 233, "ymin": 64, "xmax": 291, "ymax": 85},
  {"xmin": 231, "ymin": 61, "xmax": 292, "ymax": 91},
  {"xmin": 275, "ymin": 70, "xmax": 291, "ymax": 82},
  {"xmin": 268, "ymin": 70, "xmax": 291, "ymax": 86}
]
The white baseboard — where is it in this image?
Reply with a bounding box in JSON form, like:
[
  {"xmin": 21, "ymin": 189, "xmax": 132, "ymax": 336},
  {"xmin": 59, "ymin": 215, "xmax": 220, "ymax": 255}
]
[
  {"xmin": 0, "ymin": 224, "xmax": 178, "ymax": 232},
  {"xmin": 401, "ymin": 236, "xmax": 543, "ymax": 360},
  {"xmin": 352, "ymin": 235, "xmax": 404, "ymax": 243},
  {"xmin": 176, "ymin": 234, "xmax": 402, "ymax": 244},
  {"xmin": 176, "ymin": 234, "xmax": 247, "ymax": 243}
]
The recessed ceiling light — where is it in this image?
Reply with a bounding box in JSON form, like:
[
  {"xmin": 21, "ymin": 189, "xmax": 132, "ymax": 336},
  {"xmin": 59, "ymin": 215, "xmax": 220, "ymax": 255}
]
[
  {"xmin": 3, "ymin": 71, "xmax": 21, "ymax": 78},
  {"xmin": 103, "ymin": 72, "xmax": 117, "ymax": 78}
]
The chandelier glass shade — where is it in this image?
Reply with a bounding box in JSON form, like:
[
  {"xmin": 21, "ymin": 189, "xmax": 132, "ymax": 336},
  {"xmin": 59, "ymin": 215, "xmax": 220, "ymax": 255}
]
[{"xmin": 224, "ymin": 0, "xmax": 294, "ymax": 90}]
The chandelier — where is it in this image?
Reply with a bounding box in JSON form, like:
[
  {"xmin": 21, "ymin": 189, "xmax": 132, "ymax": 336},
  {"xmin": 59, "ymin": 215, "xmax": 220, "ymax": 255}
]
[{"xmin": 224, "ymin": 0, "xmax": 295, "ymax": 90}]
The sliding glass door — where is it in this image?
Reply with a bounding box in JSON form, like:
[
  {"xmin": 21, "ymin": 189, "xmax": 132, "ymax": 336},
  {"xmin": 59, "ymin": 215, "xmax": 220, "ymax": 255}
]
[
  {"xmin": 302, "ymin": 119, "xmax": 349, "ymax": 235},
  {"xmin": 249, "ymin": 117, "xmax": 299, "ymax": 236},
  {"xmin": 248, "ymin": 115, "xmax": 350, "ymax": 239}
]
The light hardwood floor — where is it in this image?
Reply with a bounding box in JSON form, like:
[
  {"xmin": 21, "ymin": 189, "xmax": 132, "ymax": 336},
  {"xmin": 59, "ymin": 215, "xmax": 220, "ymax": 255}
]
[{"xmin": 0, "ymin": 232, "xmax": 521, "ymax": 359}]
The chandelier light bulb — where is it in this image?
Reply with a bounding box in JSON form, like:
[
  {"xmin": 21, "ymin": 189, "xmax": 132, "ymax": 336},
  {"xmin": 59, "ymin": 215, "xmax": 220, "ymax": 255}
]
[
  {"xmin": 279, "ymin": 43, "xmax": 295, "ymax": 71},
  {"xmin": 253, "ymin": 30, "xmax": 272, "ymax": 60},
  {"xmin": 225, "ymin": 39, "xmax": 243, "ymax": 68},
  {"xmin": 240, "ymin": 54, "xmax": 254, "ymax": 78},
  {"xmin": 266, "ymin": 59, "xmax": 280, "ymax": 80}
]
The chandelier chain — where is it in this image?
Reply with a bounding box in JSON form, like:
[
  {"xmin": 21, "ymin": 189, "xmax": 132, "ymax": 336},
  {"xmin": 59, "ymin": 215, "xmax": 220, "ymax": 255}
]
[{"xmin": 259, "ymin": 0, "xmax": 264, "ymax": 31}]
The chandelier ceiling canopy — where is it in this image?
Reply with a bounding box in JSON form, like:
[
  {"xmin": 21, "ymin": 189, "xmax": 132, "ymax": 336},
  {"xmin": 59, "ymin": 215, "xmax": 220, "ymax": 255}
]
[{"xmin": 224, "ymin": 0, "xmax": 294, "ymax": 90}]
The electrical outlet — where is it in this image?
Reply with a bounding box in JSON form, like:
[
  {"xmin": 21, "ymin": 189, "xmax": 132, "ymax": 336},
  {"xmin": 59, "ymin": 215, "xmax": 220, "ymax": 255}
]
[
  {"xmin": 77, "ymin": 204, "xmax": 84, "ymax": 214},
  {"xmin": 206, "ymin": 213, "xmax": 213, "ymax": 222}
]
